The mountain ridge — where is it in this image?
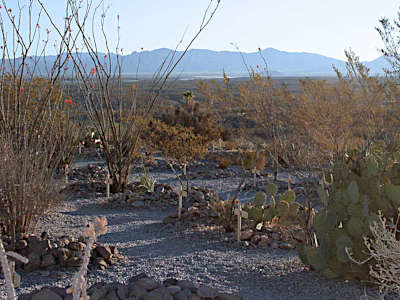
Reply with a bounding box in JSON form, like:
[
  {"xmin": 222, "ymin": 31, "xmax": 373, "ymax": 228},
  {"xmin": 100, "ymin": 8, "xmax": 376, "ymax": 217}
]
[
  {"xmin": 7, "ymin": 48, "xmax": 390, "ymax": 77},
  {"xmin": 122, "ymin": 47, "xmax": 389, "ymax": 76}
]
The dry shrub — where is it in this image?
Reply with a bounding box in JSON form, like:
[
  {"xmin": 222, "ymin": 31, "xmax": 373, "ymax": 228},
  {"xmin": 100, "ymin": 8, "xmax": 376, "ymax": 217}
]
[
  {"xmin": 159, "ymin": 90, "xmax": 227, "ymax": 143},
  {"xmin": 141, "ymin": 117, "xmax": 208, "ymax": 165},
  {"xmin": 0, "ymin": 1, "xmax": 81, "ymax": 244},
  {"xmin": 198, "ymin": 51, "xmax": 400, "ymax": 174},
  {"xmin": 365, "ymin": 212, "xmax": 400, "ymax": 297}
]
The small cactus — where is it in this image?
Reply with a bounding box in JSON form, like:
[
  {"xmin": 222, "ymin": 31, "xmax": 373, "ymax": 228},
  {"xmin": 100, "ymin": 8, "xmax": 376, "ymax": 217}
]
[{"xmin": 252, "ymin": 191, "xmax": 266, "ymax": 207}]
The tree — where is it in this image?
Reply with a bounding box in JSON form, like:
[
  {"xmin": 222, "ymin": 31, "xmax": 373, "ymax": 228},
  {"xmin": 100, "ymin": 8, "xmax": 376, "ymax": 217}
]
[{"xmin": 376, "ymin": 7, "xmax": 400, "ymax": 77}]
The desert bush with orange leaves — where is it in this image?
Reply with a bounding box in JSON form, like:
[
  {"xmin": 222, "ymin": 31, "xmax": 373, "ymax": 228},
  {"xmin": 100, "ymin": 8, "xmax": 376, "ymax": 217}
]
[{"xmin": 198, "ymin": 51, "xmax": 400, "ymax": 175}]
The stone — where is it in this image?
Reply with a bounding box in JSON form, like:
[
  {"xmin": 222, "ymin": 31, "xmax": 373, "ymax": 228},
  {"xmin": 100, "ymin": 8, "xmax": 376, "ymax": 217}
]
[
  {"xmin": 41, "ymin": 254, "xmax": 56, "ymax": 268},
  {"xmin": 293, "ymin": 230, "xmax": 306, "ymax": 242},
  {"xmin": 193, "ymin": 191, "xmax": 205, "ymax": 202},
  {"xmin": 258, "ymin": 235, "xmax": 270, "ymax": 248},
  {"xmin": 48, "ymin": 287, "xmax": 68, "ymax": 298},
  {"xmin": 105, "ymin": 289, "xmax": 120, "ymax": 300},
  {"xmin": 52, "ymin": 247, "xmax": 70, "ymax": 265},
  {"xmin": 163, "ymin": 278, "xmax": 178, "ymax": 286},
  {"xmin": 188, "ymin": 295, "xmax": 202, "ymax": 300},
  {"xmin": 15, "ymin": 239, "xmax": 28, "ymax": 250},
  {"xmin": 143, "ymin": 287, "xmax": 173, "ymax": 300},
  {"xmin": 270, "ymin": 241, "xmax": 279, "ymax": 249},
  {"xmin": 197, "ymin": 286, "xmax": 218, "ymax": 298},
  {"xmin": 59, "ymin": 236, "xmax": 70, "ymax": 247},
  {"xmin": 66, "ymin": 256, "xmax": 82, "ymax": 267},
  {"xmin": 279, "ymin": 242, "xmax": 296, "ymax": 250},
  {"xmin": 24, "ymin": 252, "xmax": 41, "ymax": 272},
  {"xmin": 41, "ymin": 231, "xmax": 49, "ymax": 240},
  {"xmin": 96, "ymin": 245, "xmax": 112, "ymax": 260},
  {"xmin": 251, "ymin": 235, "xmax": 261, "ymax": 245},
  {"xmin": 90, "ymin": 286, "xmax": 109, "ymax": 300},
  {"xmin": 128, "ymin": 284, "xmax": 147, "ymax": 298},
  {"xmin": 175, "ymin": 289, "xmax": 191, "ymax": 300},
  {"xmin": 136, "ymin": 277, "xmax": 160, "ymax": 291},
  {"xmin": 16, "ymin": 233, "xmax": 25, "ymax": 240},
  {"xmin": 27, "ymin": 239, "xmax": 50, "ymax": 253},
  {"xmin": 177, "ymin": 280, "xmax": 197, "ymax": 293},
  {"xmin": 117, "ymin": 284, "xmax": 129, "ymax": 299},
  {"xmin": 110, "ymin": 245, "xmax": 119, "ymax": 256},
  {"xmin": 69, "ymin": 241, "xmax": 86, "ymax": 251},
  {"xmin": 271, "ymin": 232, "xmax": 281, "ymax": 240},
  {"xmin": 26, "ymin": 235, "xmax": 41, "ymax": 244},
  {"xmin": 240, "ymin": 229, "xmax": 253, "ymax": 241},
  {"xmin": 31, "ymin": 289, "xmax": 63, "ymax": 300},
  {"xmin": 94, "ymin": 257, "xmax": 108, "ymax": 270},
  {"xmin": 217, "ymin": 293, "xmax": 243, "ymax": 300},
  {"xmin": 167, "ymin": 285, "xmax": 181, "ymax": 295}
]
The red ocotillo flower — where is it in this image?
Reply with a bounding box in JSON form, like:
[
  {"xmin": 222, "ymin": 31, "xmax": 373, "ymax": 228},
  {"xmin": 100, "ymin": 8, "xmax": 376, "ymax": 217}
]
[
  {"xmin": 90, "ymin": 68, "xmax": 96, "ymax": 75},
  {"xmin": 64, "ymin": 99, "xmax": 73, "ymax": 104}
]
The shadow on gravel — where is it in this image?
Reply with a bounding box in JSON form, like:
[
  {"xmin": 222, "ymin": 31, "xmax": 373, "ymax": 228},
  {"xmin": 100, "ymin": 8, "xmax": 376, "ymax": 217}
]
[{"xmin": 259, "ymin": 270, "xmax": 379, "ymax": 300}]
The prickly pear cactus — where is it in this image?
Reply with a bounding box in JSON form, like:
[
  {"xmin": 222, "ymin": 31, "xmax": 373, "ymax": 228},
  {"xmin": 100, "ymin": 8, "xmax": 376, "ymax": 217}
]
[
  {"xmin": 244, "ymin": 182, "xmax": 307, "ymax": 226},
  {"xmin": 253, "ymin": 191, "xmax": 266, "ymax": 207},
  {"xmin": 298, "ymin": 148, "xmax": 400, "ymax": 280}
]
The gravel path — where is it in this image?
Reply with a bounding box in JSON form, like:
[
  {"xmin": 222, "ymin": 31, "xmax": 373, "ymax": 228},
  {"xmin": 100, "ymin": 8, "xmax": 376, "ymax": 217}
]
[{"xmin": 0, "ymin": 159, "xmax": 380, "ymax": 300}]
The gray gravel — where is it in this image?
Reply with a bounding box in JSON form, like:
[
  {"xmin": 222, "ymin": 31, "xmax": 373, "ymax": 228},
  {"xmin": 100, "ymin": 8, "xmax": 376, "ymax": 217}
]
[{"xmin": 0, "ymin": 159, "xmax": 381, "ymax": 300}]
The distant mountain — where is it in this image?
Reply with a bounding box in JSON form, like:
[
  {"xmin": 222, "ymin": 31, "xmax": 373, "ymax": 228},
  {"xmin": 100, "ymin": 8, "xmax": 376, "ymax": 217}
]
[
  {"xmin": 364, "ymin": 56, "xmax": 391, "ymax": 74},
  {"xmin": 121, "ymin": 47, "xmax": 390, "ymax": 76},
  {"xmin": 7, "ymin": 48, "xmax": 391, "ymax": 77}
]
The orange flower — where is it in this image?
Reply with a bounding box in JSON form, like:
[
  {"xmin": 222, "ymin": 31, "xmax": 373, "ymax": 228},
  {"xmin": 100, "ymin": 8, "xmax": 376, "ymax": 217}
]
[
  {"xmin": 90, "ymin": 68, "xmax": 96, "ymax": 75},
  {"xmin": 20, "ymin": 87, "xmax": 25, "ymax": 94},
  {"xmin": 131, "ymin": 83, "xmax": 136, "ymax": 90},
  {"xmin": 64, "ymin": 99, "xmax": 73, "ymax": 104}
]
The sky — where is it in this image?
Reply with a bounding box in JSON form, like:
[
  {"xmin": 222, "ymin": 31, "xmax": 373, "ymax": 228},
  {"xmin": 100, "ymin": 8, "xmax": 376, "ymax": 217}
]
[{"xmin": 1, "ymin": 0, "xmax": 399, "ymax": 61}]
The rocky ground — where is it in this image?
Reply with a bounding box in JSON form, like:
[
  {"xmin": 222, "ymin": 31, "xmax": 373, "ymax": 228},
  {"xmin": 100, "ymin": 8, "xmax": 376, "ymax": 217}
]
[{"xmin": 0, "ymin": 155, "xmax": 382, "ymax": 299}]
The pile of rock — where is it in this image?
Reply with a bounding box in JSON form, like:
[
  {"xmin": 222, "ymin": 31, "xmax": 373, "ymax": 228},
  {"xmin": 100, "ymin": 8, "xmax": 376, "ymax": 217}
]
[
  {"xmin": 233, "ymin": 225, "xmax": 306, "ymax": 250},
  {"xmin": 163, "ymin": 201, "xmax": 307, "ymax": 250},
  {"xmin": 21, "ymin": 273, "xmax": 242, "ymax": 300},
  {"xmin": 109, "ymin": 185, "xmax": 216, "ymax": 210},
  {"xmin": 2, "ymin": 233, "xmax": 119, "ymax": 273},
  {"xmin": 108, "ymin": 182, "xmax": 178, "ymax": 208},
  {"xmin": 72, "ymin": 164, "xmax": 107, "ymax": 183}
]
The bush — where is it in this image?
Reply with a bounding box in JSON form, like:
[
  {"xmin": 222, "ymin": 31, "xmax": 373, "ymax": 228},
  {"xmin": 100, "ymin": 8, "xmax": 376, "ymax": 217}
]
[
  {"xmin": 365, "ymin": 212, "xmax": 400, "ymax": 297},
  {"xmin": 0, "ymin": 2, "xmax": 81, "ymax": 244}
]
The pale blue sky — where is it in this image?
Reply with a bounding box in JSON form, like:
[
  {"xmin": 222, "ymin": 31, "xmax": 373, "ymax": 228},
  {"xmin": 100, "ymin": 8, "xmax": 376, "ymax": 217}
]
[{"xmin": 2, "ymin": 0, "xmax": 399, "ymax": 61}]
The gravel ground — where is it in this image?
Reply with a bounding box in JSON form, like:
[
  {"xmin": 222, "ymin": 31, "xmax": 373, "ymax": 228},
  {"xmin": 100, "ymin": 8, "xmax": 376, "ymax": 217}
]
[{"xmin": 0, "ymin": 158, "xmax": 381, "ymax": 300}]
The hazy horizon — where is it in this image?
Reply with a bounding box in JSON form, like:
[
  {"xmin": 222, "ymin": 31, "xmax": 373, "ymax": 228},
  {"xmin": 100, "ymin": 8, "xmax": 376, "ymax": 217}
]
[{"xmin": 2, "ymin": 0, "xmax": 398, "ymax": 61}]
